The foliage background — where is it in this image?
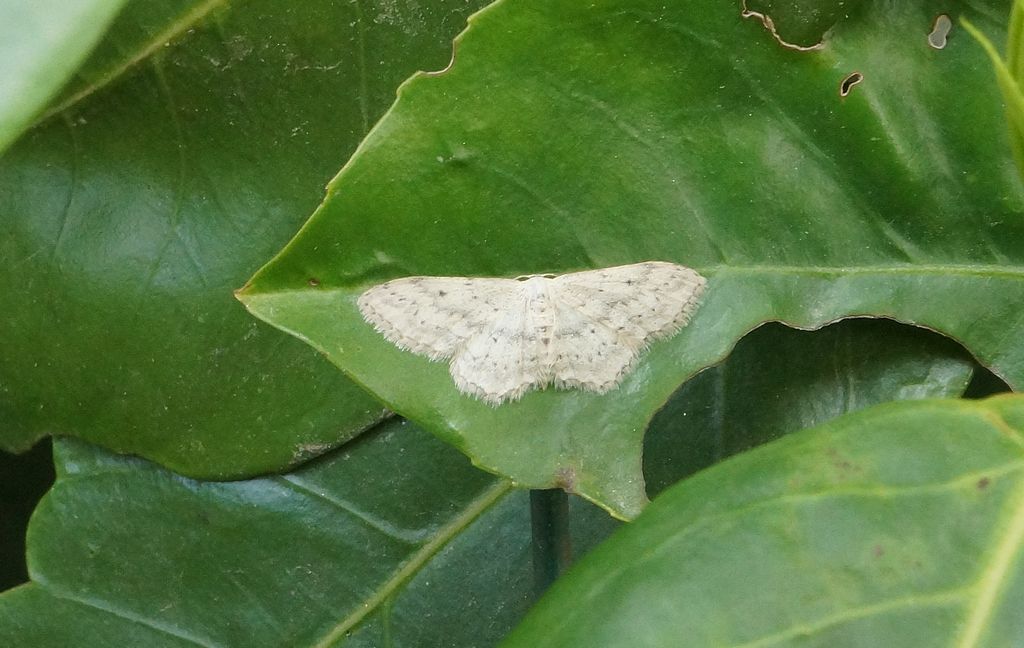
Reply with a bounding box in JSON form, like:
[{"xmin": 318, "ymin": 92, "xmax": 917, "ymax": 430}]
[{"xmin": 1, "ymin": 0, "xmax": 1022, "ymax": 645}]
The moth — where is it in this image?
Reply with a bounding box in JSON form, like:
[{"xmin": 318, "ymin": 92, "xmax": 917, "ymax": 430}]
[{"xmin": 357, "ymin": 261, "xmax": 707, "ymax": 405}]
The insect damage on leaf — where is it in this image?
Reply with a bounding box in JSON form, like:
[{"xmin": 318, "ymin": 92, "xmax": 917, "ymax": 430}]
[
  {"xmin": 840, "ymin": 72, "xmax": 864, "ymax": 97},
  {"xmin": 928, "ymin": 14, "xmax": 952, "ymax": 50},
  {"xmin": 740, "ymin": 0, "xmax": 827, "ymax": 52}
]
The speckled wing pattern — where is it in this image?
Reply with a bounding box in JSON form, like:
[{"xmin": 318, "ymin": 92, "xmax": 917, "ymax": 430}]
[{"xmin": 357, "ymin": 261, "xmax": 707, "ymax": 405}]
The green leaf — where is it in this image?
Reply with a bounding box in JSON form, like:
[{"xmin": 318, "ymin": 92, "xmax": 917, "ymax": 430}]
[
  {"xmin": 504, "ymin": 395, "xmax": 1024, "ymax": 647},
  {"xmin": 239, "ymin": 0, "xmax": 1024, "ymax": 518},
  {"xmin": 644, "ymin": 319, "xmax": 975, "ymax": 494},
  {"xmin": 0, "ymin": 0, "xmax": 128, "ymax": 154},
  {"xmin": 0, "ymin": 421, "xmax": 617, "ymax": 646},
  {"xmin": 0, "ymin": 421, "xmax": 622, "ymax": 642},
  {"xmin": 741, "ymin": 0, "xmax": 868, "ymax": 50},
  {"xmin": 0, "ymin": 0, "xmax": 486, "ymax": 476},
  {"xmin": 0, "ymin": 422, "xmax": 511, "ymax": 645},
  {"xmin": 963, "ymin": 1, "xmax": 1024, "ymax": 177}
]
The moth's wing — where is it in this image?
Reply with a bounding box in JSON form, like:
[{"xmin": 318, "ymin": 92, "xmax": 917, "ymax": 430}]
[
  {"xmin": 357, "ymin": 276, "xmax": 518, "ymax": 360},
  {"xmin": 449, "ymin": 293, "xmax": 550, "ymax": 405},
  {"xmin": 552, "ymin": 261, "xmax": 706, "ymax": 346},
  {"xmin": 550, "ymin": 299, "xmax": 639, "ymax": 393}
]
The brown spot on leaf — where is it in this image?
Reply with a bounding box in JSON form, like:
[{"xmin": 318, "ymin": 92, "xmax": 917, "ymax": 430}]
[
  {"xmin": 555, "ymin": 466, "xmax": 577, "ymax": 491},
  {"xmin": 978, "ymin": 477, "xmax": 991, "ymax": 490},
  {"xmin": 825, "ymin": 447, "xmax": 862, "ymax": 474}
]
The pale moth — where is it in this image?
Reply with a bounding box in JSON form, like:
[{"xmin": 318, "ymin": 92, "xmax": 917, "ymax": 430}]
[{"xmin": 357, "ymin": 261, "xmax": 707, "ymax": 405}]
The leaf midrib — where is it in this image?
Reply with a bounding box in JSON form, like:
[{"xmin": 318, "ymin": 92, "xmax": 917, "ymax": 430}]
[
  {"xmin": 713, "ymin": 263, "xmax": 1024, "ymax": 278},
  {"xmin": 311, "ymin": 480, "xmax": 512, "ymax": 647},
  {"xmin": 955, "ymin": 473, "xmax": 1024, "ymax": 647},
  {"xmin": 240, "ymin": 262, "xmax": 1024, "ymax": 298}
]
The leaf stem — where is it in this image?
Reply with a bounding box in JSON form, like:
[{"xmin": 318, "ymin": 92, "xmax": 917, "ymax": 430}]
[{"xmin": 530, "ymin": 489, "xmax": 572, "ymax": 595}]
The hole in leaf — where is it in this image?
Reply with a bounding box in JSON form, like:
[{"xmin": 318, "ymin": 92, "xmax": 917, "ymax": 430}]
[
  {"xmin": 963, "ymin": 364, "xmax": 1012, "ymax": 398},
  {"xmin": 840, "ymin": 72, "xmax": 864, "ymax": 97},
  {"xmin": 928, "ymin": 14, "xmax": 952, "ymax": 50},
  {"xmin": 643, "ymin": 320, "xmax": 976, "ymax": 496}
]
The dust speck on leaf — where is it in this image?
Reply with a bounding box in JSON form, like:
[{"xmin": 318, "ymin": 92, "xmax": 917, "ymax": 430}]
[
  {"xmin": 308, "ymin": 277, "xmax": 321, "ymax": 287},
  {"xmin": 293, "ymin": 442, "xmax": 334, "ymax": 462}
]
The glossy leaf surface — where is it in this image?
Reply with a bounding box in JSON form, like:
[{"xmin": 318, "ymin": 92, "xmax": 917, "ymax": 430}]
[
  {"xmin": 0, "ymin": 420, "xmax": 616, "ymax": 646},
  {"xmin": 240, "ymin": 0, "xmax": 1023, "ymax": 517},
  {"xmin": 0, "ymin": 0, "xmax": 484, "ymax": 476},
  {"xmin": 506, "ymin": 396, "xmax": 1024, "ymax": 647}
]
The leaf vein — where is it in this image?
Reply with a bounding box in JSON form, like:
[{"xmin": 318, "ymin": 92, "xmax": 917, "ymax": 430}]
[
  {"xmin": 273, "ymin": 475, "xmax": 428, "ymax": 545},
  {"xmin": 730, "ymin": 588, "xmax": 968, "ymax": 648},
  {"xmin": 955, "ymin": 472, "xmax": 1024, "ymax": 646},
  {"xmin": 310, "ymin": 480, "xmax": 512, "ymax": 647}
]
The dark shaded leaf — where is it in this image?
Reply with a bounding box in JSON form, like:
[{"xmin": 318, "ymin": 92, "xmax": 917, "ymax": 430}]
[
  {"xmin": 644, "ymin": 319, "xmax": 974, "ymax": 494},
  {"xmin": 0, "ymin": 419, "xmax": 618, "ymax": 646},
  {"xmin": 0, "ymin": 0, "xmax": 485, "ymax": 477}
]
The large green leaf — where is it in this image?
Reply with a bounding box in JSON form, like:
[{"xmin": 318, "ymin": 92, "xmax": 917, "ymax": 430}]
[
  {"xmin": 644, "ymin": 319, "xmax": 975, "ymax": 494},
  {"xmin": 0, "ymin": 0, "xmax": 128, "ymax": 154},
  {"xmin": 505, "ymin": 395, "xmax": 1024, "ymax": 647},
  {"xmin": 0, "ymin": 0, "xmax": 486, "ymax": 476},
  {"xmin": 0, "ymin": 421, "xmax": 616, "ymax": 646},
  {"xmin": 239, "ymin": 0, "xmax": 1023, "ymax": 518}
]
